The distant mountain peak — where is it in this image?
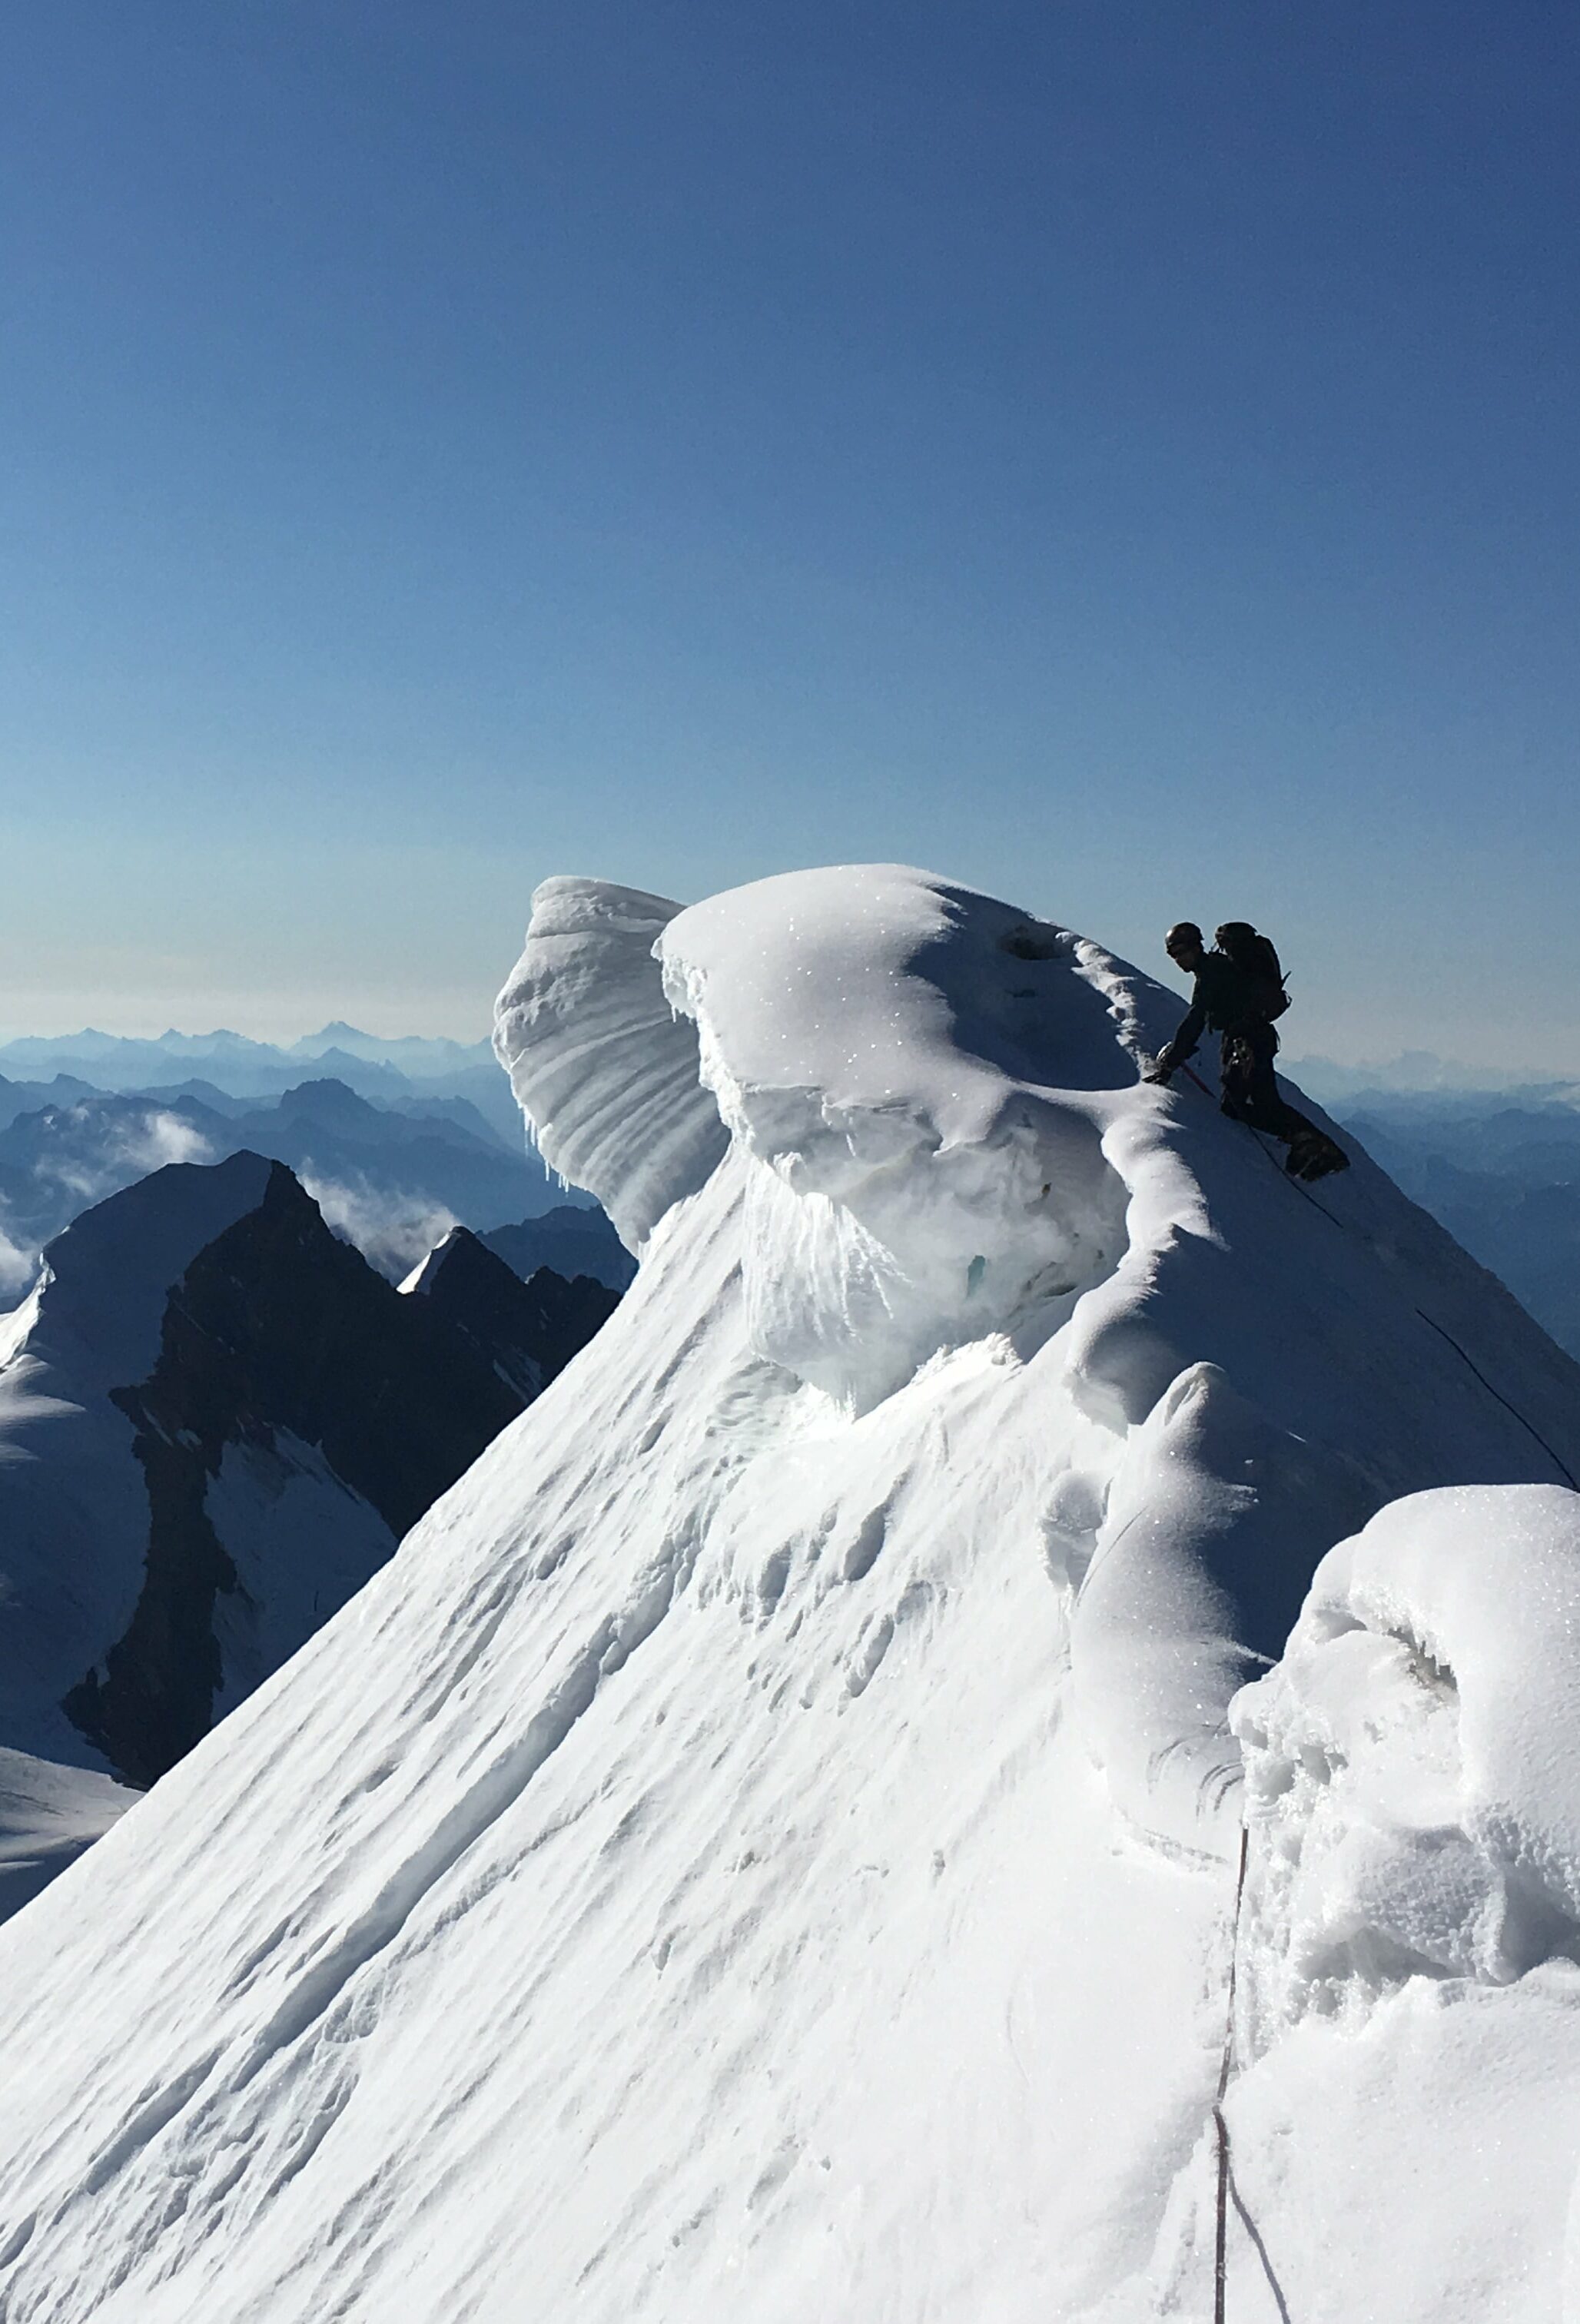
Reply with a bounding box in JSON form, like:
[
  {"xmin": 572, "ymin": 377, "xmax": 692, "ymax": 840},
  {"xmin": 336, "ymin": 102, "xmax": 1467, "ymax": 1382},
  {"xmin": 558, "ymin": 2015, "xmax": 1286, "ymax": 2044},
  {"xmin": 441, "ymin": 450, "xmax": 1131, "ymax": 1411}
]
[
  {"xmin": 34, "ymin": 1150, "xmax": 278, "ymax": 1390},
  {"xmin": 402, "ymin": 1223, "xmax": 619, "ymax": 1396},
  {"xmin": 0, "ymin": 1152, "xmax": 619, "ymax": 1831},
  {"xmin": 275, "ymin": 1076, "xmax": 377, "ymax": 1118}
]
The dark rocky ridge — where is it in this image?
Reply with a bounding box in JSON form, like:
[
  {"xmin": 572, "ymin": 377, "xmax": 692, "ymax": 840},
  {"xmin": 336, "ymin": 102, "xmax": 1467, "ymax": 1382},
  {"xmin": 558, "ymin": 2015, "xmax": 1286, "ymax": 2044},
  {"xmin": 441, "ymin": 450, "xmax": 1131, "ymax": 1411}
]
[
  {"xmin": 405, "ymin": 1225, "xmax": 619, "ymax": 1397},
  {"xmin": 481, "ymin": 1203, "xmax": 636, "ymax": 1294},
  {"xmin": 63, "ymin": 1161, "xmax": 618, "ymax": 1788}
]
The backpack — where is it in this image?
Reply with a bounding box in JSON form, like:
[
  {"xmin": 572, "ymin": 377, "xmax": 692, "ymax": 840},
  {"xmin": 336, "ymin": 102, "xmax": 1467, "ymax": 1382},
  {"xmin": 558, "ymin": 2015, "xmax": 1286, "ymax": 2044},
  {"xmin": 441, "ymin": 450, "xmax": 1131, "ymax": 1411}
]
[{"xmin": 1216, "ymin": 921, "xmax": 1290, "ymax": 1020}]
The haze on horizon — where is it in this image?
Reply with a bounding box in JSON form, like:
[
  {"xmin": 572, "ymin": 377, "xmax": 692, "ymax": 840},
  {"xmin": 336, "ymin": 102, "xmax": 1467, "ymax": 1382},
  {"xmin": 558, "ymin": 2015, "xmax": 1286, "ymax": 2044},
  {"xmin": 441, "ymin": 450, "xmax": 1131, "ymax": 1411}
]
[{"xmin": 3, "ymin": 3, "xmax": 1576, "ymax": 1069}]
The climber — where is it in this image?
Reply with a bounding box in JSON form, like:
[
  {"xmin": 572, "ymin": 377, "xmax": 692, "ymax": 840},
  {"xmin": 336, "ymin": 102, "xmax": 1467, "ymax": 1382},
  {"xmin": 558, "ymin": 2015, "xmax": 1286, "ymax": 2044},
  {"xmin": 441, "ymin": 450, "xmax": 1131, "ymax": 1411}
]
[{"xmin": 1145, "ymin": 921, "xmax": 1349, "ymax": 1182}]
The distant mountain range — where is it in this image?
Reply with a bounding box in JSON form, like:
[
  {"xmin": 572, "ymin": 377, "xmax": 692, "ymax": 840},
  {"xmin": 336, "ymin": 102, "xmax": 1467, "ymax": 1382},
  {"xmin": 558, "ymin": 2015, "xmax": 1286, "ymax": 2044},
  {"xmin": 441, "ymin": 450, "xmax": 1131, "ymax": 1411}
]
[
  {"xmin": 8, "ymin": 871, "xmax": 1579, "ymax": 2321},
  {"xmin": 1289, "ymin": 1050, "xmax": 1580, "ymax": 1104},
  {"xmin": 480, "ymin": 1206, "xmax": 636, "ymax": 1293},
  {"xmin": 0, "ymin": 1071, "xmax": 600, "ymax": 1295},
  {"xmin": 0, "ymin": 1152, "xmax": 620, "ymax": 1918},
  {"xmin": 0, "ymin": 1024, "xmax": 520, "ymax": 1142},
  {"xmin": 0, "ymin": 1021, "xmax": 495, "ymax": 1077},
  {"xmin": 1334, "ymin": 1088, "xmax": 1580, "ymax": 1361}
]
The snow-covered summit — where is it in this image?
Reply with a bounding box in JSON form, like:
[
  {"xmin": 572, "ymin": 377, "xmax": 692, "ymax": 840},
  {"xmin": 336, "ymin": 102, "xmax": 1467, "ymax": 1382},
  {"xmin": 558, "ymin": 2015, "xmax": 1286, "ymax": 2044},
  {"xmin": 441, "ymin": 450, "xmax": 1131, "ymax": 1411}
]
[
  {"xmin": 497, "ymin": 867, "xmax": 1580, "ymax": 1853},
  {"xmin": 3, "ymin": 865, "xmax": 1580, "ymax": 2320}
]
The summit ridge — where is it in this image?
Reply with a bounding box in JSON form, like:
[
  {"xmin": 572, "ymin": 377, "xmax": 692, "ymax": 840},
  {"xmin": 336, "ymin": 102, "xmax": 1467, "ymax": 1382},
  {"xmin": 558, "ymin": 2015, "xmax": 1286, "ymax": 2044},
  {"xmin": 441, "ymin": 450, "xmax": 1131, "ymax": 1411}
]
[{"xmin": 2, "ymin": 865, "xmax": 1578, "ymax": 2320}]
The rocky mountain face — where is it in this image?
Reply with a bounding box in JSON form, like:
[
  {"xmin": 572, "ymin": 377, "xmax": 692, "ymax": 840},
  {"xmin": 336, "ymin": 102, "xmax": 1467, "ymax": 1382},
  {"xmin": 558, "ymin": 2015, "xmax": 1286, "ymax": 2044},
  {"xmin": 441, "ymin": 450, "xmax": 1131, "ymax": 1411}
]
[
  {"xmin": 403, "ymin": 1224, "xmax": 619, "ymax": 1398},
  {"xmin": 0, "ymin": 1153, "xmax": 622, "ymax": 1899},
  {"xmin": 480, "ymin": 1202, "xmax": 636, "ymax": 1293}
]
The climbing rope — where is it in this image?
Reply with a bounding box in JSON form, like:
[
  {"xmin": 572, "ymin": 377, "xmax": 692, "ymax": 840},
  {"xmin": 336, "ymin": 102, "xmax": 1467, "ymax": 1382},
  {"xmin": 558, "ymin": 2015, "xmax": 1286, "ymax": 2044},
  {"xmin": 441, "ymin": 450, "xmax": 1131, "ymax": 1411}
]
[
  {"xmin": 1172, "ymin": 1064, "xmax": 1580, "ymax": 1492},
  {"xmin": 1211, "ymin": 1821, "xmax": 1251, "ymax": 2322}
]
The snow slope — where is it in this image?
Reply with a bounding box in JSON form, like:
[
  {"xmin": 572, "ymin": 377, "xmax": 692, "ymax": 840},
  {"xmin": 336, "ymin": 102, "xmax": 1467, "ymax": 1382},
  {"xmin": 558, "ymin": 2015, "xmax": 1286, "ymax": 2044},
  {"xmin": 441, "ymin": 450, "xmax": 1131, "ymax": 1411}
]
[
  {"xmin": 0, "ymin": 1749, "xmax": 133, "ymax": 1924},
  {"xmin": 2, "ymin": 865, "xmax": 1580, "ymax": 2321}
]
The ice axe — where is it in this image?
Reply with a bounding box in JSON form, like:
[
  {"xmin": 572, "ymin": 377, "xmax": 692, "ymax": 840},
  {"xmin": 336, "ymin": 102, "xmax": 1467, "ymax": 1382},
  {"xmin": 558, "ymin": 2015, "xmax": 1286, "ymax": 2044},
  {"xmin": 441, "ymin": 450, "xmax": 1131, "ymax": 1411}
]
[{"xmin": 1146, "ymin": 1057, "xmax": 1216, "ymax": 1101}]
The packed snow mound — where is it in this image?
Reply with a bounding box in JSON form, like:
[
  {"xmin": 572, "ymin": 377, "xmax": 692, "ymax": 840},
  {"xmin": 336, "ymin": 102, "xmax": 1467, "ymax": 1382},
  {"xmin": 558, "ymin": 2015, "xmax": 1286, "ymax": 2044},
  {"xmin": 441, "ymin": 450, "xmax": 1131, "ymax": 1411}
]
[
  {"xmin": 1195, "ymin": 1484, "xmax": 1580, "ymax": 2324},
  {"xmin": 498, "ymin": 865, "xmax": 1580, "ymax": 1853},
  {"xmin": 3, "ymin": 866, "xmax": 1580, "ymax": 2322},
  {"xmin": 656, "ymin": 867, "xmax": 1137, "ymax": 1405},
  {"xmin": 1235, "ymin": 1483, "xmax": 1580, "ymax": 2015}
]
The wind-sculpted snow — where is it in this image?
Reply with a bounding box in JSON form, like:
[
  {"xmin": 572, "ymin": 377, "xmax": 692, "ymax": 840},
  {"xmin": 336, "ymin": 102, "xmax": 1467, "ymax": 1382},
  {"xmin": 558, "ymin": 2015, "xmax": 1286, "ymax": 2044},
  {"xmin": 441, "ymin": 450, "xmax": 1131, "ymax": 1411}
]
[
  {"xmin": 493, "ymin": 876, "xmax": 729, "ymax": 1250},
  {"xmin": 1187, "ymin": 1486, "xmax": 1580, "ymax": 2323},
  {"xmin": 658, "ymin": 868, "xmax": 1137, "ymax": 1407},
  {"xmin": 4, "ymin": 866, "xmax": 1580, "ymax": 2320},
  {"xmin": 1234, "ymin": 1485, "xmax": 1580, "ymax": 2014}
]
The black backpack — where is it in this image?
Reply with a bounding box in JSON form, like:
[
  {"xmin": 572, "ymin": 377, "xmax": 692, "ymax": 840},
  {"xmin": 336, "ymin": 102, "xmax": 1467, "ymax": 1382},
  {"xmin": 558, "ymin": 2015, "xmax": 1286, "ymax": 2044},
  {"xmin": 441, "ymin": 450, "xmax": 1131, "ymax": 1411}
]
[{"xmin": 1216, "ymin": 922, "xmax": 1290, "ymax": 1020}]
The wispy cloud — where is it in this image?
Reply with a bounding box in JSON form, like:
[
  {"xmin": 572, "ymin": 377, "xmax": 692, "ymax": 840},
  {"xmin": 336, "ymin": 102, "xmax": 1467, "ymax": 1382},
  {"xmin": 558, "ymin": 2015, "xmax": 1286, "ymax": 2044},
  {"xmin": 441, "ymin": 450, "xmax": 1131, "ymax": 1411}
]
[
  {"xmin": 35, "ymin": 1107, "xmax": 217, "ymax": 1205},
  {"xmin": 128, "ymin": 1111, "xmax": 217, "ymax": 1170},
  {"xmin": 300, "ymin": 1175, "xmax": 457, "ymax": 1280},
  {"xmin": 0, "ymin": 1214, "xmax": 38, "ymax": 1303}
]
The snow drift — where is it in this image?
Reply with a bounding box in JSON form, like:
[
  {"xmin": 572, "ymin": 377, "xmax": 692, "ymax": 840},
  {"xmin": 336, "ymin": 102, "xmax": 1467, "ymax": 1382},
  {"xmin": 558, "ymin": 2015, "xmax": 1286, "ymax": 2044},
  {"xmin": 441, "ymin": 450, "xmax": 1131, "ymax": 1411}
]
[{"xmin": 2, "ymin": 865, "xmax": 1580, "ymax": 2321}]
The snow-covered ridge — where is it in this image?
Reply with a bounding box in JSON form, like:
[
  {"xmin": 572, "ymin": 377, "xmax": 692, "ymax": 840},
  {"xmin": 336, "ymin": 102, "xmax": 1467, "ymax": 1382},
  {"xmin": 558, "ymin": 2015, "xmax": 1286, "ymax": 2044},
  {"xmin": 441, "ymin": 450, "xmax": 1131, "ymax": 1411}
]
[
  {"xmin": 501, "ymin": 865, "xmax": 1580, "ymax": 1857},
  {"xmin": 3, "ymin": 866, "xmax": 1580, "ymax": 2320}
]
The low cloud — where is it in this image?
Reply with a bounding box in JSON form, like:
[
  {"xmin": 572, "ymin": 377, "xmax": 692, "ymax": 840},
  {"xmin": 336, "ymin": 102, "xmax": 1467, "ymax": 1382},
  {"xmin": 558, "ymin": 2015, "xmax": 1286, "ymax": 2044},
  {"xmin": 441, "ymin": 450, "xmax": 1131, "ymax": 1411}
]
[
  {"xmin": 300, "ymin": 1175, "xmax": 457, "ymax": 1281},
  {"xmin": 0, "ymin": 1214, "xmax": 38, "ymax": 1304},
  {"xmin": 35, "ymin": 1107, "xmax": 218, "ymax": 1207},
  {"xmin": 127, "ymin": 1111, "xmax": 217, "ymax": 1171}
]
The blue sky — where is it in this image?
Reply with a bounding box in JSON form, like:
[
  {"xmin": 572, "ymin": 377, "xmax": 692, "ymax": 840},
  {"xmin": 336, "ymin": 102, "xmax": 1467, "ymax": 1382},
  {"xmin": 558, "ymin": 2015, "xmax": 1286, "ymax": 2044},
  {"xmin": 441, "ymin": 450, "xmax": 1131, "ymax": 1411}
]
[{"xmin": 2, "ymin": 2, "xmax": 1576, "ymax": 1064}]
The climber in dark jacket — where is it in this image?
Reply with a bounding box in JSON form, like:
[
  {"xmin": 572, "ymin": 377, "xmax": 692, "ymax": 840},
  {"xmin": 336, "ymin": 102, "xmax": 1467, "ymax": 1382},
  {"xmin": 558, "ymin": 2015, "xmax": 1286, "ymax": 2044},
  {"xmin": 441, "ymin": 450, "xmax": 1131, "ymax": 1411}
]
[{"xmin": 1146, "ymin": 922, "xmax": 1348, "ymax": 1180}]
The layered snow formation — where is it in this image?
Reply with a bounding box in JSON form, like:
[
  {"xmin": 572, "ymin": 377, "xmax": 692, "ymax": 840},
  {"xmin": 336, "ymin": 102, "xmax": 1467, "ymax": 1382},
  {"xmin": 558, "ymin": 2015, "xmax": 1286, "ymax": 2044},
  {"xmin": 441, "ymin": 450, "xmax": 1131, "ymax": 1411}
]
[
  {"xmin": 1236, "ymin": 1485, "xmax": 1580, "ymax": 2015},
  {"xmin": 500, "ymin": 868, "xmax": 1580, "ymax": 1859},
  {"xmin": 494, "ymin": 876, "xmax": 729, "ymax": 1248},
  {"xmin": 3, "ymin": 865, "xmax": 1580, "ymax": 2321}
]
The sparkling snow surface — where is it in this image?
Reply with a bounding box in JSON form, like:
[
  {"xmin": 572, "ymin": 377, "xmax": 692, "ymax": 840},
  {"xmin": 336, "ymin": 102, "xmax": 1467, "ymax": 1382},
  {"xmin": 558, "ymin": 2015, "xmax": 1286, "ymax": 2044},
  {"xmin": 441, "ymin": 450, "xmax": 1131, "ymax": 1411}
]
[{"xmin": 4, "ymin": 866, "xmax": 1580, "ymax": 2321}]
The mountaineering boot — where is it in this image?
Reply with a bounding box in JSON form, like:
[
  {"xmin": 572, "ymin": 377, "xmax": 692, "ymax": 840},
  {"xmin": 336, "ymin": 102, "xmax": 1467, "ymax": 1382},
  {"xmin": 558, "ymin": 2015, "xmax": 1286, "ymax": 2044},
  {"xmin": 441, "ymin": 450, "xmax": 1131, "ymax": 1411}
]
[{"xmin": 1286, "ymin": 1128, "xmax": 1349, "ymax": 1183}]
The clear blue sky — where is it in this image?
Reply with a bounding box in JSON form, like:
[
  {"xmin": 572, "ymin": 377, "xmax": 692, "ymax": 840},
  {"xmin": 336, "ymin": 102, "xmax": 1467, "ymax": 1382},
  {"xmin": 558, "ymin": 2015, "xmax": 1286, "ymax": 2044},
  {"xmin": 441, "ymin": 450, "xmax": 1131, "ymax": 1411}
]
[{"xmin": 2, "ymin": 2, "xmax": 1576, "ymax": 1064}]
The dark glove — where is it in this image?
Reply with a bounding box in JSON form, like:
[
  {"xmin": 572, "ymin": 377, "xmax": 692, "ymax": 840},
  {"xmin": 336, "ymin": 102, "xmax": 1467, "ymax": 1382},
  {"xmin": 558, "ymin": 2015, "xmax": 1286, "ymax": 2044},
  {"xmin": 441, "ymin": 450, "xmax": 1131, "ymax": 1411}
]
[{"xmin": 1144, "ymin": 1051, "xmax": 1176, "ymax": 1086}]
